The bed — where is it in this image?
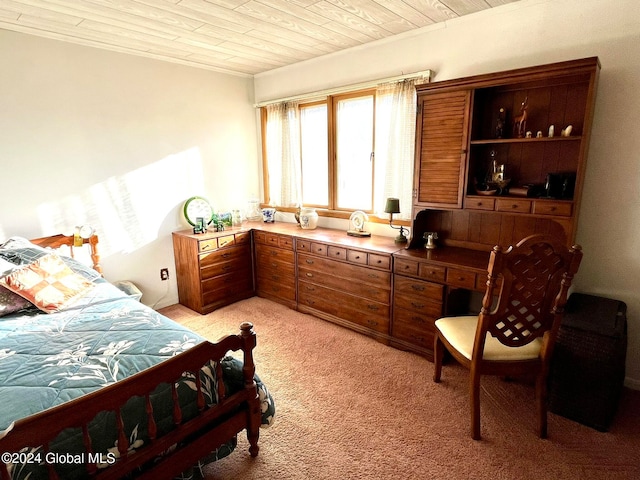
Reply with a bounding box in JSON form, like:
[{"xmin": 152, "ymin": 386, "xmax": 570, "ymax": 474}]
[{"xmin": 0, "ymin": 234, "xmax": 275, "ymax": 479}]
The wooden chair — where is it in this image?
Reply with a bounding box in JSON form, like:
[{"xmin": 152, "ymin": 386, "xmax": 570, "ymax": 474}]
[{"xmin": 433, "ymin": 234, "xmax": 583, "ymax": 440}]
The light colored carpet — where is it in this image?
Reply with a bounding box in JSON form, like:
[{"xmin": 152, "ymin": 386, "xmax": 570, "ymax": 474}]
[{"xmin": 160, "ymin": 297, "xmax": 640, "ymax": 480}]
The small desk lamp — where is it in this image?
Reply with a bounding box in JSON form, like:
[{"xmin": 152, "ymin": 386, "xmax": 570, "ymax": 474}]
[{"xmin": 384, "ymin": 197, "xmax": 408, "ymax": 244}]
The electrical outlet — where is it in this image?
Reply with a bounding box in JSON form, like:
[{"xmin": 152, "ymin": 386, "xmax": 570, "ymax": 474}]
[{"xmin": 160, "ymin": 268, "xmax": 169, "ymax": 281}]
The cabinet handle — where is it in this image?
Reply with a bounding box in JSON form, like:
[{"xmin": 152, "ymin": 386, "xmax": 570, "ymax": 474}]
[
  {"xmin": 355, "ymin": 255, "xmax": 361, "ymax": 259},
  {"xmin": 222, "ymin": 252, "xmax": 231, "ymax": 258},
  {"xmin": 367, "ymin": 273, "xmax": 378, "ymax": 278},
  {"xmin": 222, "ymin": 265, "xmax": 232, "ymax": 272},
  {"xmin": 367, "ymin": 319, "xmax": 378, "ymax": 326},
  {"xmin": 550, "ymin": 206, "xmax": 556, "ymax": 211},
  {"xmin": 511, "ymin": 204, "xmax": 518, "ymax": 209},
  {"xmin": 270, "ymin": 250, "xmax": 278, "ymax": 256},
  {"xmin": 411, "ymin": 285, "xmax": 425, "ymax": 292},
  {"xmin": 411, "ymin": 316, "xmax": 426, "ymax": 324},
  {"xmin": 305, "ymin": 272, "xmax": 313, "ymax": 278},
  {"xmin": 411, "ymin": 335, "xmax": 425, "ymax": 343},
  {"xmin": 411, "ymin": 302, "xmax": 425, "ymax": 308},
  {"xmin": 367, "ymin": 304, "xmax": 379, "ymax": 311},
  {"xmin": 306, "ymin": 259, "xmax": 314, "ymax": 264},
  {"xmin": 201, "ymin": 244, "xmax": 211, "ymax": 251}
]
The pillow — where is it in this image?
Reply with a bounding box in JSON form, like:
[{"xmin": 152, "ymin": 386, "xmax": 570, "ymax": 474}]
[
  {"xmin": 0, "ymin": 258, "xmax": 16, "ymax": 275},
  {"xmin": 0, "ymin": 253, "xmax": 95, "ymax": 313},
  {"xmin": 0, "ymin": 242, "xmax": 101, "ymax": 281},
  {"xmin": 0, "ymin": 286, "xmax": 33, "ymax": 317}
]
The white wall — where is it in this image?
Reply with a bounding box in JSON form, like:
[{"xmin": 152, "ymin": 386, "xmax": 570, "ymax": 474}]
[
  {"xmin": 0, "ymin": 30, "xmax": 260, "ymax": 308},
  {"xmin": 255, "ymin": 0, "xmax": 640, "ymax": 388}
]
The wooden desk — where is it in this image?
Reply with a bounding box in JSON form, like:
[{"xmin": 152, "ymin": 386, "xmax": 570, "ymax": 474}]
[{"xmin": 391, "ymin": 246, "xmax": 491, "ymax": 359}]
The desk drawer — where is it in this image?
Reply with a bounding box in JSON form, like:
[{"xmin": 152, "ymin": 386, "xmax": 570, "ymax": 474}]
[
  {"xmin": 394, "ymin": 276, "xmax": 443, "ymax": 302},
  {"xmin": 394, "ymin": 258, "xmax": 418, "ymax": 276},
  {"xmin": 392, "ymin": 307, "xmax": 436, "ymax": 350},
  {"xmin": 446, "ymin": 268, "xmax": 476, "ymax": 290},
  {"xmin": 419, "ymin": 264, "xmax": 446, "ymax": 283}
]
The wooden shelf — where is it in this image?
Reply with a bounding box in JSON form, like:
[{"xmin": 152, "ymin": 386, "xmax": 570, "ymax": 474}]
[{"xmin": 470, "ymin": 136, "xmax": 582, "ymax": 145}]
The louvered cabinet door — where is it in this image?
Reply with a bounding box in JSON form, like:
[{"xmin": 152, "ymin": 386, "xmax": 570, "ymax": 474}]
[{"xmin": 414, "ymin": 89, "xmax": 471, "ymax": 209}]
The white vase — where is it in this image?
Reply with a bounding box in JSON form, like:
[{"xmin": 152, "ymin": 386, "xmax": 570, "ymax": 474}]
[{"xmin": 299, "ymin": 208, "xmax": 318, "ymax": 229}]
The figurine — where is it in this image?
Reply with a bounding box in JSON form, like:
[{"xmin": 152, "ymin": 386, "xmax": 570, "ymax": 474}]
[
  {"xmin": 561, "ymin": 125, "xmax": 573, "ymax": 137},
  {"xmin": 495, "ymin": 107, "xmax": 506, "ymax": 138},
  {"xmin": 548, "ymin": 125, "xmax": 555, "ymax": 138},
  {"xmin": 513, "ymin": 97, "xmax": 528, "ymax": 138}
]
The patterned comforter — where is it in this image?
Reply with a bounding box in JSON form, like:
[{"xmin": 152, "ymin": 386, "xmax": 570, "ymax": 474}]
[{"xmin": 0, "ymin": 239, "xmax": 274, "ymax": 479}]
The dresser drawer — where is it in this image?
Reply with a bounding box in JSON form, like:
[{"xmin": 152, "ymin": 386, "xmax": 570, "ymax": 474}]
[
  {"xmin": 310, "ymin": 242, "xmax": 327, "ymax": 256},
  {"xmin": 394, "ymin": 276, "xmax": 444, "ymax": 302},
  {"xmin": 446, "ymin": 268, "xmax": 476, "ymax": 290},
  {"xmin": 202, "ymin": 268, "xmax": 253, "ymax": 300},
  {"xmin": 201, "ymin": 252, "xmax": 251, "ymax": 280},
  {"xmin": 327, "ymin": 245, "xmax": 347, "ymax": 260},
  {"xmin": 296, "ymin": 239, "xmax": 311, "ymax": 252},
  {"xmin": 298, "ymin": 253, "xmax": 390, "ymax": 288},
  {"xmin": 235, "ymin": 231, "xmax": 251, "ymax": 245},
  {"xmin": 368, "ymin": 253, "xmax": 391, "ymax": 270},
  {"xmin": 298, "ymin": 281, "xmax": 389, "ymax": 333},
  {"xmin": 347, "ymin": 249, "xmax": 368, "ymax": 265},
  {"xmin": 255, "ymin": 243, "xmax": 295, "ymax": 263},
  {"xmin": 278, "ymin": 235, "xmax": 294, "ymax": 250},
  {"xmin": 216, "ymin": 235, "xmax": 235, "ymax": 249},
  {"xmin": 298, "ymin": 266, "xmax": 389, "ymax": 303},
  {"xmin": 495, "ymin": 198, "xmax": 532, "ymax": 213},
  {"xmin": 200, "ymin": 244, "xmax": 247, "ymax": 268},
  {"xmin": 532, "ymin": 200, "xmax": 573, "ymax": 216},
  {"xmin": 198, "ymin": 238, "xmax": 218, "ymax": 252},
  {"xmin": 256, "ymin": 277, "xmax": 296, "ymax": 302}
]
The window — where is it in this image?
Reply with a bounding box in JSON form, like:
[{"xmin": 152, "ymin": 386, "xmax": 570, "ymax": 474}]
[
  {"xmin": 261, "ymin": 79, "xmax": 418, "ymax": 221},
  {"xmin": 300, "ymin": 102, "xmax": 328, "ymax": 207}
]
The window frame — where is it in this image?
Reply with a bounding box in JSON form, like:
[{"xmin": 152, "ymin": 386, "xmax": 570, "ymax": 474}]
[{"xmin": 260, "ymin": 88, "xmax": 409, "ymax": 225}]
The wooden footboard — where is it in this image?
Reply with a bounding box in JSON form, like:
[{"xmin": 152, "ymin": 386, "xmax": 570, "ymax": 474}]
[{"xmin": 0, "ymin": 323, "xmax": 261, "ymax": 480}]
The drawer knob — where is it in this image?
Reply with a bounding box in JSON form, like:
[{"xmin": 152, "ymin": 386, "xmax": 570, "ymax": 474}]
[
  {"xmin": 305, "ymin": 272, "xmax": 313, "ymax": 277},
  {"xmin": 511, "ymin": 204, "xmax": 518, "ymax": 209}
]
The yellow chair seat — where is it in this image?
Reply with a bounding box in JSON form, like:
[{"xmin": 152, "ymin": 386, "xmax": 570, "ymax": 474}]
[{"xmin": 435, "ymin": 316, "xmax": 542, "ymax": 361}]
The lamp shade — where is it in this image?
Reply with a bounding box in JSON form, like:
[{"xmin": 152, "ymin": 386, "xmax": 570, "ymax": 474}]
[{"xmin": 384, "ymin": 197, "xmax": 401, "ymax": 214}]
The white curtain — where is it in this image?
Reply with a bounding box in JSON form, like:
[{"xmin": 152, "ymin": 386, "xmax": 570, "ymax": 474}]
[
  {"xmin": 373, "ymin": 79, "xmax": 417, "ymax": 221},
  {"xmin": 265, "ymin": 102, "xmax": 301, "ymax": 207}
]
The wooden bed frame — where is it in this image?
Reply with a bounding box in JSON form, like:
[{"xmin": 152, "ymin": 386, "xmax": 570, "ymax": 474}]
[{"xmin": 0, "ymin": 234, "xmax": 262, "ymax": 479}]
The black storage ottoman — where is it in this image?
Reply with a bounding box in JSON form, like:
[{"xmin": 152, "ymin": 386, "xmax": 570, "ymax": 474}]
[{"xmin": 548, "ymin": 293, "xmax": 627, "ymax": 431}]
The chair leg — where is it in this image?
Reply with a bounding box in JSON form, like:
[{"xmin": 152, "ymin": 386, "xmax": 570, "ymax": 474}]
[
  {"xmin": 536, "ymin": 373, "xmax": 548, "ymax": 439},
  {"xmin": 433, "ymin": 332, "xmax": 443, "ymax": 383},
  {"xmin": 470, "ymin": 369, "xmax": 481, "ymax": 440}
]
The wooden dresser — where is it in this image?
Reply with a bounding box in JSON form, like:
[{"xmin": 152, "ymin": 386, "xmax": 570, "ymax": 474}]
[
  {"xmin": 253, "ymin": 230, "xmax": 296, "ymax": 309},
  {"xmin": 295, "ymin": 233, "xmax": 394, "ymax": 343},
  {"xmin": 172, "ymin": 229, "xmax": 253, "ymax": 314}
]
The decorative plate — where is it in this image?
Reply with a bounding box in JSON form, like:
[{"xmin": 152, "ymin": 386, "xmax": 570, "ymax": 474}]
[{"xmin": 183, "ymin": 196, "xmax": 214, "ymax": 226}]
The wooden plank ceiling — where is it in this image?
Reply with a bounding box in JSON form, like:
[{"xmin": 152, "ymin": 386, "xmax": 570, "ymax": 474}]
[{"xmin": 0, "ymin": 0, "xmax": 521, "ymax": 76}]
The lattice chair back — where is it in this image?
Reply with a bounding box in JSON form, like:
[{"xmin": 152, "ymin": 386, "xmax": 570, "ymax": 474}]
[{"xmin": 480, "ymin": 234, "xmax": 583, "ymax": 348}]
